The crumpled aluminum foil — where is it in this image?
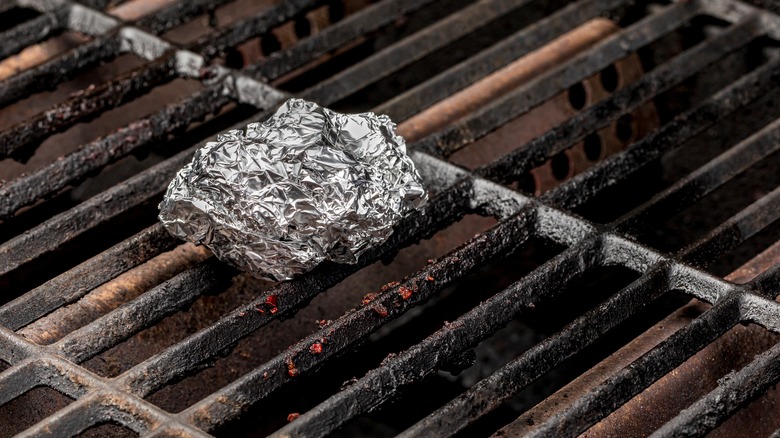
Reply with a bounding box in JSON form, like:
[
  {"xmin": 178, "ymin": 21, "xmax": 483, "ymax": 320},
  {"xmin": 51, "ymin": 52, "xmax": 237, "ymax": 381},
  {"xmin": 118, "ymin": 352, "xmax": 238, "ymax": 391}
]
[{"xmin": 159, "ymin": 98, "xmax": 427, "ymax": 281}]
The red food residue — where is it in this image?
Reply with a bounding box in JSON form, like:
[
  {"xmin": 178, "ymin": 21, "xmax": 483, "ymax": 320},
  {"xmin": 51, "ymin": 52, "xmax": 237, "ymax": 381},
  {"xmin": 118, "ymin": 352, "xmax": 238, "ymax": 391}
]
[
  {"xmin": 287, "ymin": 358, "xmax": 299, "ymax": 377},
  {"xmin": 258, "ymin": 294, "xmax": 278, "ymax": 314},
  {"xmin": 372, "ymin": 304, "xmax": 389, "ymax": 317},
  {"xmin": 287, "ymin": 413, "xmax": 300, "ymax": 422},
  {"xmin": 398, "ymin": 286, "xmax": 413, "ymax": 300},
  {"xmin": 310, "ymin": 342, "xmax": 323, "ymax": 354},
  {"xmin": 381, "ymin": 281, "xmax": 400, "ymax": 292},
  {"xmin": 362, "ymin": 292, "xmax": 378, "ymax": 305}
]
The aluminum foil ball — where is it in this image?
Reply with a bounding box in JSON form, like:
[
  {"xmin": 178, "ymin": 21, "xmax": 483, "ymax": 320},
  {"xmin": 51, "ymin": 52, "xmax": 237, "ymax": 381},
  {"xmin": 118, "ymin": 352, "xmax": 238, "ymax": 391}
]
[{"xmin": 158, "ymin": 98, "xmax": 427, "ymax": 281}]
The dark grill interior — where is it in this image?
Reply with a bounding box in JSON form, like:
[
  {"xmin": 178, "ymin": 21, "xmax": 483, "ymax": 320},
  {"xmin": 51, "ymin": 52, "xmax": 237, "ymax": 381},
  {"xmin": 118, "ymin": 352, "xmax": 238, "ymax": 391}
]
[{"xmin": 2, "ymin": 0, "xmax": 780, "ymax": 436}]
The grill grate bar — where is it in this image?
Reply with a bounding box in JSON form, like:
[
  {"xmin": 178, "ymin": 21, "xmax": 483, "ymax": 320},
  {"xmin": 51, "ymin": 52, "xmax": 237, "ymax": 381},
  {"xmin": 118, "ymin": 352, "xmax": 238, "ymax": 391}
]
[
  {"xmin": 653, "ymin": 338, "xmax": 780, "ymax": 437},
  {"xmin": 189, "ymin": 0, "xmax": 322, "ymax": 61},
  {"xmin": 0, "ymin": 85, "xmax": 233, "ymax": 219},
  {"xmin": 179, "ymin": 200, "xmax": 535, "ymax": 431},
  {"xmin": 0, "ymin": 33, "xmax": 122, "ymax": 108},
  {"xmin": 52, "ymin": 258, "xmax": 233, "ymax": 364},
  {"xmin": 1, "ymin": 0, "xmax": 779, "ymax": 436},
  {"xmin": 375, "ymin": 0, "xmax": 630, "ymax": 122},
  {"xmin": 680, "ymin": 184, "xmax": 780, "ymax": 267},
  {"xmin": 0, "ymin": 354, "xmax": 213, "ymax": 438},
  {"xmin": 134, "ymin": 0, "xmax": 233, "ymax": 35},
  {"xmin": 525, "ymin": 294, "xmax": 745, "ymax": 437},
  {"xmin": 303, "ymin": 0, "xmax": 533, "ymax": 105},
  {"xmin": 272, "ymin": 235, "xmax": 603, "ymax": 438},
  {"xmin": 246, "ymin": 0, "xmax": 440, "ymax": 82},
  {"xmin": 0, "ymin": 224, "xmax": 178, "ymax": 331},
  {"xmin": 0, "ymin": 5, "xmax": 67, "ymax": 60},
  {"xmin": 478, "ymin": 16, "xmax": 763, "ymax": 184},
  {"xmin": 543, "ymin": 54, "xmax": 780, "ymax": 208},
  {"xmin": 615, "ymin": 116, "xmax": 780, "ymax": 232},
  {"xmin": 273, "ymin": 136, "xmax": 780, "ymax": 437},
  {"xmin": 399, "ymin": 262, "xmax": 672, "ymax": 437},
  {"xmin": 117, "ymin": 176, "xmax": 473, "ymax": 398},
  {"xmin": 413, "ymin": 0, "xmax": 699, "ymax": 157},
  {"xmin": 402, "ymin": 179, "xmax": 780, "ymax": 436},
  {"xmin": 0, "ymin": 51, "xmax": 178, "ymax": 158},
  {"xmin": 0, "ymin": 144, "xmax": 187, "ymax": 278}
]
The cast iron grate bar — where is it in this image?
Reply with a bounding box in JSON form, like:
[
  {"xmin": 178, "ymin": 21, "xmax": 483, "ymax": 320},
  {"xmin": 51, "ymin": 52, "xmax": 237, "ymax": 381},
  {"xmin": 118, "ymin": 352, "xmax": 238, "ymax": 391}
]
[
  {"xmin": 398, "ymin": 259, "xmax": 674, "ymax": 437},
  {"xmin": 524, "ymin": 293, "xmax": 746, "ymax": 437},
  {"xmin": 302, "ymin": 0, "xmax": 534, "ymax": 105},
  {"xmin": 654, "ymin": 335, "xmax": 780, "ymax": 437},
  {"xmin": 477, "ymin": 16, "xmax": 763, "ymax": 184},
  {"xmin": 0, "ymin": 52, "xmax": 179, "ymax": 159},
  {"xmin": 0, "ymin": 85, "xmax": 234, "ymax": 218},
  {"xmin": 0, "ymin": 224, "xmax": 179, "ymax": 331},
  {"xmin": 0, "ymin": 34, "xmax": 122, "ymax": 109},
  {"xmin": 0, "ymin": 0, "xmax": 779, "ymax": 437},
  {"xmin": 412, "ymin": 0, "xmax": 699, "ymax": 158},
  {"xmin": 375, "ymin": 0, "xmax": 628, "ymax": 121},
  {"xmin": 0, "ymin": 5, "xmax": 67, "ymax": 60},
  {"xmin": 0, "ymin": 0, "xmax": 612, "ymax": 280},
  {"xmin": 134, "ymin": 0, "xmax": 234, "ymax": 35},
  {"xmin": 189, "ymin": 0, "xmax": 323, "ymax": 61},
  {"xmin": 542, "ymin": 56, "xmax": 780, "ymax": 209},
  {"xmin": 614, "ymin": 116, "xmax": 780, "ymax": 233},
  {"xmin": 245, "ymin": 0, "xmax": 440, "ymax": 82}
]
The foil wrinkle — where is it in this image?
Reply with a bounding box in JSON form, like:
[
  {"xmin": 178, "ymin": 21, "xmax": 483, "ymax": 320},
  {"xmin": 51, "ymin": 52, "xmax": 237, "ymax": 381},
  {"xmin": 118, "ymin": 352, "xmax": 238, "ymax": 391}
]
[{"xmin": 159, "ymin": 98, "xmax": 427, "ymax": 281}]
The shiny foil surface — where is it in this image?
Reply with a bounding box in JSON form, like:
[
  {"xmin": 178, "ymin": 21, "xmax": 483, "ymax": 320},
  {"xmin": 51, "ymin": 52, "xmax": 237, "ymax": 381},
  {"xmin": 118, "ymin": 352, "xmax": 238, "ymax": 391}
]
[{"xmin": 159, "ymin": 98, "xmax": 427, "ymax": 281}]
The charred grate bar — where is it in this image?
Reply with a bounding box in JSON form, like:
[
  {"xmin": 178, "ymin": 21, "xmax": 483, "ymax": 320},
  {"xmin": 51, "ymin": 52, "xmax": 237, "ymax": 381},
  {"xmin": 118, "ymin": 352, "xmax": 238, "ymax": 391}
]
[{"xmin": 0, "ymin": 0, "xmax": 780, "ymax": 436}]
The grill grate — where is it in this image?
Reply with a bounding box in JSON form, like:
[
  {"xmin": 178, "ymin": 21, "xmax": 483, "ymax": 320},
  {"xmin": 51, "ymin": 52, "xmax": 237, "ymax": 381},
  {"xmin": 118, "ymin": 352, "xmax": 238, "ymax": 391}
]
[{"xmin": 1, "ymin": 0, "xmax": 780, "ymax": 436}]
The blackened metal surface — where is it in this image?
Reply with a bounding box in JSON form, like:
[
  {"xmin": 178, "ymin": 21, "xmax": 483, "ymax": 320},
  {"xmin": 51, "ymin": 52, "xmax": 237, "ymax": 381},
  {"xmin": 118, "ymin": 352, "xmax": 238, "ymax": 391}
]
[
  {"xmin": 0, "ymin": 6, "xmax": 67, "ymax": 60},
  {"xmin": 1, "ymin": 0, "xmax": 780, "ymax": 437},
  {"xmin": 246, "ymin": 0, "xmax": 438, "ymax": 82},
  {"xmin": 0, "ymin": 52, "xmax": 178, "ymax": 159},
  {"xmin": 0, "ymin": 34, "xmax": 123, "ymax": 108}
]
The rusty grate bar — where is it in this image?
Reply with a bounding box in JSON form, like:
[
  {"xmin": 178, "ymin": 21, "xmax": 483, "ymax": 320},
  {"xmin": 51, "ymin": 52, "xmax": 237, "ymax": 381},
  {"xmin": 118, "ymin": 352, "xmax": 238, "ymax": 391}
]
[
  {"xmin": 302, "ymin": 0, "xmax": 534, "ymax": 105},
  {"xmin": 245, "ymin": 0, "xmax": 440, "ymax": 81},
  {"xmin": 615, "ymin": 116, "xmax": 780, "ymax": 233},
  {"xmin": 134, "ymin": 0, "xmax": 234, "ymax": 35},
  {"xmin": 0, "ymin": 33, "xmax": 122, "ymax": 109},
  {"xmin": 1, "ymin": 0, "xmax": 780, "ymax": 436},
  {"xmin": 402, "ymin": 156, "xmax": 780, "ymax": 436},
  {"xmin": 0, "ymin": 224, "xmax": 178, "ymax": 331},
  {"xmin": 477, "ymin": 16, "xmax": 764, "ymax": 184},
  {"xmin": 189, "ymin": 0, "xmax": 323, "ymax": 61},
  {"xmin": 0, "ymin": 84, "xmax": 235, "ymax": 218},
  {"xmin": 375, "ymin": 0, "xmax": 628, "ymax": 121},
  {"xmin": 0, "ymin": 52, "xmax": 179, "ymax": 158},
  {"xmin": 0, "ymin": 4, "xmax": 68, "ymax": 60},
  {"xmin": 412, "ymin": 0, "xmax": 701, "ymax": 158},
  {"xmin": 655, "ymin": 329, "xmax": 780, "ymax": 437},
  {"xmin": 543, "ymin": 56, "xmax": 780, "ymax": 209}
]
